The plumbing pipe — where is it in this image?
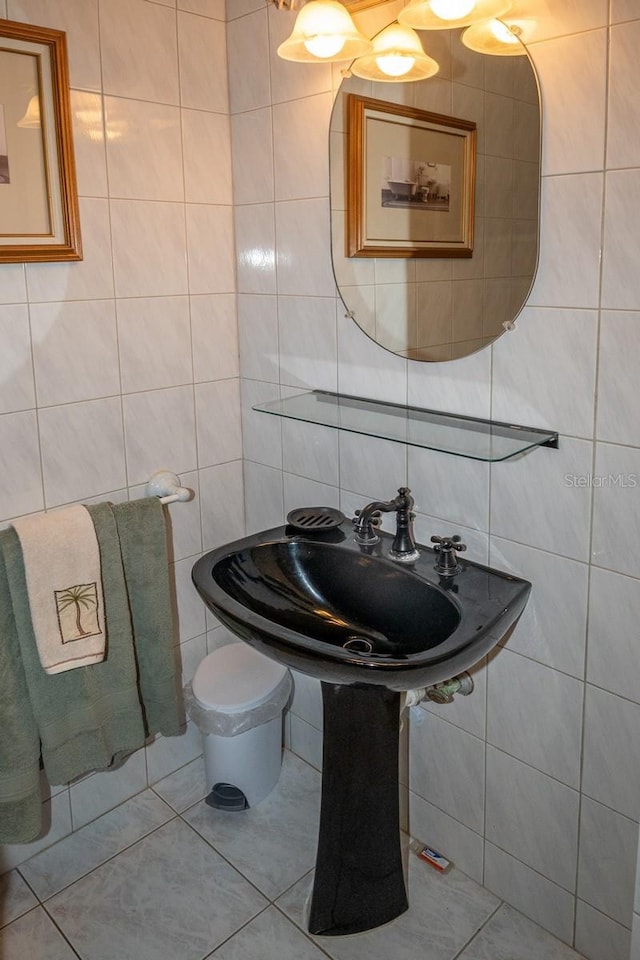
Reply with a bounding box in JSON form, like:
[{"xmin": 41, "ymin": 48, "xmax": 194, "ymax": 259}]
[{"xmin": 424, "ymin": 672, "xmax": 474, "ymax": 704}]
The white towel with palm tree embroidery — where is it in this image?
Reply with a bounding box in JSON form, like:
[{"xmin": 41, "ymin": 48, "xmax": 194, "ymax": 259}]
[{"xmin": 12, "ymin": 505, "xmax": 106, "ymax": 674}]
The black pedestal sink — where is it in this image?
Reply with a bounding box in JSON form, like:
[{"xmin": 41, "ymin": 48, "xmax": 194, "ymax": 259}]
[{"xmin": 192, "ymin": 520, "xmax": 530, "ymax": 936}]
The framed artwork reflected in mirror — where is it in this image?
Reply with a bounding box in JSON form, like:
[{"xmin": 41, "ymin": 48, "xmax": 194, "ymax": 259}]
[{"xmin": 347, "ymin": 94, "xmax": 476, "ymax": 258}]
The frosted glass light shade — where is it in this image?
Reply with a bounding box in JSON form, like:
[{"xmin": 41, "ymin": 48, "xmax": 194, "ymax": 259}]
[
  {"xmin": 351, "ymin": 22, "xmax": 439, "ymax": 83},
  {"xmin": 17, "ymin": 94, "xmax": 41, "ymax": 128},
  {"xmin": 430, "ymin": 0, "xmax": 475, "ymax": 19},
  {"xmin": 277, "ymin": 0, "xmax": 372, "ymax": 62},
  {"xmin": 461, "ymin": 19, "xmax": 526, "ymax": 55},
  {"xmin": 399, "ymin": 0, "xmax": 512, "ymax": 30}
]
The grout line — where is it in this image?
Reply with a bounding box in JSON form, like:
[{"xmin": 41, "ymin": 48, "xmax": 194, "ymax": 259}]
[
  {"xmin": 271, "ymin": 899, "xmax": 337, "ymax": 960},
  {"xmin": 450, "ymin": 900, "xmax": 504, "ymax": 960},
  {"xmin": 96, "ymin": 0, "xmax": 129, "ymax": 508},
  {"xmin": 571, "ymin": 0, "xmax": 613, "ymax": 946},
  {"xmin": 23, "ymin": 293, "xmax": 47, "ymax": 516},
  {"xmin": 173, "ymin": 0, "xmax": 204, "ymax": 553},
  {"xmin": 37, "ymin": 904, "xmax": 84, "ymax": 959},
  {"xmin": 177, "ymin": 814, "xmax": 282, "ymax": 906},
  {"xmin": 23, "ymin": 808, "xmax": 180, "ymax": 904}
]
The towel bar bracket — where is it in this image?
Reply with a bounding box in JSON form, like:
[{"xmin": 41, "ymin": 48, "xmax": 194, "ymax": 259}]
[{"xmin": 146, "ymin": 471, "xmax": 193, "ymax": 505}]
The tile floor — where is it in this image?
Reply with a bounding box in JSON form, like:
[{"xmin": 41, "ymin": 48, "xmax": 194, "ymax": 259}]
[{"xmin": 0, "ymin": 751, "xmax": 587, "ymax": 960}]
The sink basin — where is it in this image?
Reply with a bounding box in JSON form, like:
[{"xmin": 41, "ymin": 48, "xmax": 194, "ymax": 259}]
[{"xmin": 192, "ymin": 522, "xmax": 530, "ymax": 692}]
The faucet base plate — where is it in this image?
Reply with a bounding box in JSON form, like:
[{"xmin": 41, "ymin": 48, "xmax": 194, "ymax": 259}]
[{"xmin": 388, "ymin": 548, "xmax": 420, "ymax": 564}]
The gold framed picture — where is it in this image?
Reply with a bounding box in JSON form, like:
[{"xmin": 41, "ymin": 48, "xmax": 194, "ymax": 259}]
[
  {"xmin": 347, "ymin": 94, "xmax": 476, "ymax": 259},
  {"xmin": 0, "ymin": 18, "xmax": 82, "ymax": 262}
]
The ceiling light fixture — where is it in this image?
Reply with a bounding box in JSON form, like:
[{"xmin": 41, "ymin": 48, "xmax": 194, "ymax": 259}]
[
  {"xmin": 350, "ymin": 22, "xmax": 439, "ymax": 82},
  {"xmin": 399, "ymin": 0, "xmax": 512, "ymax": 31},
  {"xmin": 461, "ymin": 18, "xmax": 526, "ymax": 55},
  {"xmin": 277, "ymin": 0, "xmax": 372, "ymax": 62}
]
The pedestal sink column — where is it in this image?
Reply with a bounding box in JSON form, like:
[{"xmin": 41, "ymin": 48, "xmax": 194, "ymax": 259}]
[{"xmin": 308, "ymin": 682, "xmax": 408, "ymax": 936}]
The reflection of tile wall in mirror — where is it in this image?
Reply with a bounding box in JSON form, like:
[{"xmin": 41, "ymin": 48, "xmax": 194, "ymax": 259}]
[{"xmin": 329, "ymin": 26, "xmax": 541, "ymax": 362}]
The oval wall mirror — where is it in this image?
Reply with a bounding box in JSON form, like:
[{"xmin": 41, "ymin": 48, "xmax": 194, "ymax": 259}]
[{"xmin": 329, "ymin": 23, "xmax": 541, "ymax": 361}]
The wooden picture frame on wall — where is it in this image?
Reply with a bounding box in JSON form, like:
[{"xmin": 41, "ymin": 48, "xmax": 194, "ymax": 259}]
[
  {"xmin": 0, "ymin": 18, "xmax": 82, "ymax": 262},
  {"xmin": 347, "ymin": 94, "xmax": 476, "ymax": 259}
]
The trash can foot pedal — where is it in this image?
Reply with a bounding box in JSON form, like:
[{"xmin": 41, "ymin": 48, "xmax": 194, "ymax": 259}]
[{"xmin": 205, "ymin": 782, "xmax": 249, "ymax": 811}]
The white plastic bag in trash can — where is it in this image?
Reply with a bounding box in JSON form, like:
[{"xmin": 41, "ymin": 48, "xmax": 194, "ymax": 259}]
[{"xmin": 184, "ymin": 669, "xmax": 292, "ymax": 738}]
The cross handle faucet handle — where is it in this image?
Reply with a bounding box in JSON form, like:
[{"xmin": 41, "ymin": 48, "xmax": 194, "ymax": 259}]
[{"xmin": 430, "ymin": 534, "xmax": 467, "ymax": 576}]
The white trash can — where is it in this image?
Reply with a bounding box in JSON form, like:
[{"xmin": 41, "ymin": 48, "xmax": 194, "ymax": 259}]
[{"xmin": 186, "ymin": 643, "xmax": 292, "ymax": 810}]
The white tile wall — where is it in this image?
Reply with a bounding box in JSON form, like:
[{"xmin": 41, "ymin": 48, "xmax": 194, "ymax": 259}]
[
  {"xmin": 3, "ymin": 3, "xmax": 640, "ymax": 958},
  {"xmin": 492, "ymin": 306, "xmax": 598, "ymax": 438},
  {"xmin": 122, "ymin": 386, "xmax": 197, "ymax": 486},
  {"xmin": 587, "ymin": 567, "xmax": 640, "ymax": 701},
  {"xmin": 592, "ymin": 443, "xmax": 640, "ymax": 578},
  {"xmin": 101, "ymin": 0, "xmax": 180, "ymax": 104},
  {"xmin": 104, "ymin": 98, "xmax": 184, "ymax": 202},
  {"xmin": 274, "ymin": 94, "xmax": 333, "ymax": 202},
  {"xmin": 490, "ymin": 438, "xmax": 593, "ymax": 561},
  {"xmin": 178, "ymin": 12, "xmax": 228, "ymax": 113},
  {"xmin": 582, "ymin": 685, "xmax": 640, "ymax": 821},
  {"xmin": 486, "ymin": 649, "xmax": 584, "ymax": 788},
  {"xmin": 485, "ymin": 746, "xmax": 580, "ymax": 892},
  {"xmin": 39, "ymin": 398, "xmax": 127, "ymax": 506},
  {"xmin": 0, "ymin": 305, "xmax": 35, "ymax": 414},
  {"xmin": 409, "ymin": 790, "xmax": 485, "ymax": 883},
  {"xmin": 607, "ymin": 21, "xmax": 640, "ymax": 169},
  {"xmin": 597, "ymin": 311, "xmax": 640, "ymax": 445},
  {"xmin": 117, "ymin": 297, "xmax": 193, "ymax": 394},
  {"xmin": 602, "ymin": 169, "xmax": 640, "ymax": 309},
  {"xmin": 274, "ymin": 199, "xmax": 335, "ymax": 296},
  {"xmin": 575, "ymin": 901, "xmax": 632, "ymax": 960},
  {"xmin": 111, "ymin": 200, "xmax": 189, "ymax": 297},
  {"xmin": 484, "ymin": 842, "xmax": 576, "ymax": 944},
  {"xmin": 409, "ymin": 713, "xmax": 485, "ymax": 834},
  {"xmin": 228, "ymin": 5, "xmax": 640, "ymax": 955},
  {"xmin": 31, "ymin": 301, "xmax": 120, "ymax": 406},
  {"xmin": 532, "ymin": 30, "xmax": 607, "ymax": 176},
  {"xmin": 278, "ymin": 296, "xmax": 338, "ymax": 391},
  {"xmin": 26, "ymin": 198, "xmax": 115, "ymax": 302},
  {"xmin": 489, "ymin": 538, "xmax": 588, "ymax": 677},
  {"xmin": 578, "ymin": 797, "xmax": 638, "ymax": 927},
  {"xmin": 8, "ymin": 0, "xmax": 102, "ymax": 90},
  {"xmin": 0, "ymin": 0, "xmax": 240, "ymax": 863}
]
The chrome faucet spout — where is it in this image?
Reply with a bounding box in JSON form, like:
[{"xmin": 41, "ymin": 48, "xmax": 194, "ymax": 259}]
[
  {"xmin": 353, "ymin": 487, "xmax": 420, "ymax": 563},
  {"xmin": 352, "ymin": 500, "xmax": 392, "ymax": 544}
]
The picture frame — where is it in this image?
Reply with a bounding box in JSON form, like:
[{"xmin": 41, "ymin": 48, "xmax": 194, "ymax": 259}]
[
  {"xmin": 0, "ymin": 18, "xmax": 82, "ymax": 262},
  {"xmin": 347, "ymin": 94, "xmax": 476, "ymax": 259},
  {"xmin": 341, "ymin": 0, "xmax": 391, "ymax": 10}
]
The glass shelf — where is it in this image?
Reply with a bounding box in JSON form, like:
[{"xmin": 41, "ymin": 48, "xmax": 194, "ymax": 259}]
[{"xmin": 253, "ymin": 390, "xmax": 558, "ymax": 463}]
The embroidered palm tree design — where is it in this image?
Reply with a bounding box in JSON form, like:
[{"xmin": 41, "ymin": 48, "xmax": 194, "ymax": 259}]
[{"xmin": 56, "ymin": 584, "xmax": 98, "ymax": 638}]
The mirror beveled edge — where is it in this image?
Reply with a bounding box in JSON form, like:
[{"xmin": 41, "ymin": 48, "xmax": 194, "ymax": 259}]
[{"xmin": 330, "ymin": 16, "xmax": 541, "ymax": 362}]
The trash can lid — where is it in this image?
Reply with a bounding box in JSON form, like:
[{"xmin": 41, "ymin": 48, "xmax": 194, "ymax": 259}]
[{"xmin": 192, "ymin": 643, "xmax": 289, "ymax": 713}]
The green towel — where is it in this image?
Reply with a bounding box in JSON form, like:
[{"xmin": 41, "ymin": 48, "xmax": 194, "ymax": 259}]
[
  {"xmin": 0, "ymin": 497, "xmax": 181, "ymax": 843},
  {"xmin": 111, "ymin": 497, "xmax": 182, "ymax": 739},
  {"xmin": 0, "ymin": 531, "xmax": 42, "ymax": 844},
  {"xmin": 5, "ymin": 504, "xmax": 147, "ymax": 786}
]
